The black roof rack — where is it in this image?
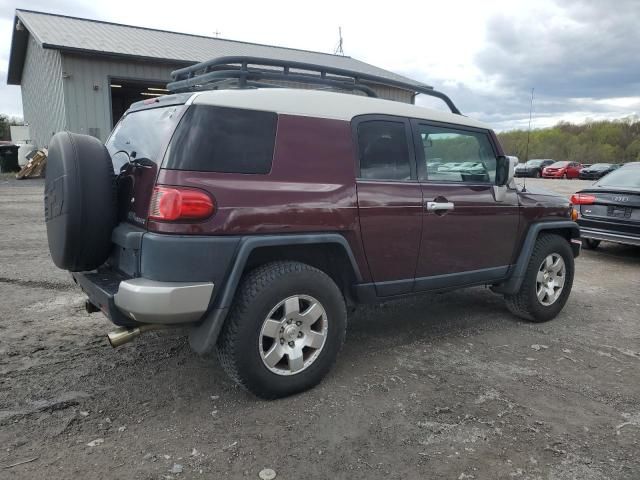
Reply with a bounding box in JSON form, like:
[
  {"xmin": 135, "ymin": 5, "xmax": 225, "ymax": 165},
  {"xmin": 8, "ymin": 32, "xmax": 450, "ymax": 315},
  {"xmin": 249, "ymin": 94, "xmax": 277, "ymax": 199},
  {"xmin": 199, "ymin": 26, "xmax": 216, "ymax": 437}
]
[{"xmin": 167, "ymin": 56, "xmax": 461, "ymax": 115}]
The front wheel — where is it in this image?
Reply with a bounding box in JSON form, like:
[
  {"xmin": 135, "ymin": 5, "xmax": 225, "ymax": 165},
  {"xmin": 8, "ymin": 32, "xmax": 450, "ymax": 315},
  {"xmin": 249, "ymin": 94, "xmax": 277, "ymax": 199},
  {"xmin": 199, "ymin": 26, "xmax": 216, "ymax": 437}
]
[
  {"xmin": 217, "ymin": 261, "xmax": 347, "ymax": 399},
  {"xmin": 535, "ymin": 171, "xmax": 541, "ymax": 178},
  {"xmin": 505, "ymin": 233, "xmax": 574, "ymax": 322}
]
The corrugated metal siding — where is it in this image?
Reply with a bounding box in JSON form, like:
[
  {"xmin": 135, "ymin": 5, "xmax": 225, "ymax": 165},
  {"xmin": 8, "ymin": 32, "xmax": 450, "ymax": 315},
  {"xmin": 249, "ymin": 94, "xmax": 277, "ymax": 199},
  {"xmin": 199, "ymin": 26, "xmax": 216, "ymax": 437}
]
[
  {"xmin": 61, "ymin": 54, "xmax": 179, "ymax": 141},
  {"xmin": 21, "ymin": 35, "xmax": 66, "ymax": 147}
]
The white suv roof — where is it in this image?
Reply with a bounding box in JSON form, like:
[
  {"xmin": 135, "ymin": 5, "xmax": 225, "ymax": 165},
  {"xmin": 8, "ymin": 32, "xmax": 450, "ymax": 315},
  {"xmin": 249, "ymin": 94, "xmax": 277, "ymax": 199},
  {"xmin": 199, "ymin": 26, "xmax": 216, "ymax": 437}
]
[{"xmin": 191, "ymin": 88, "xmax": 490, "ymax": 130}]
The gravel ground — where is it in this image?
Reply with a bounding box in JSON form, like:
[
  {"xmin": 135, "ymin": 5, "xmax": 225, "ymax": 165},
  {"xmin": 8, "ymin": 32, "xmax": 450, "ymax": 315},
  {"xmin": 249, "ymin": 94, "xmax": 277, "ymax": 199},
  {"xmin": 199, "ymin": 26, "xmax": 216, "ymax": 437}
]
[{"xmin": 1, "ymin": 177, "xmax": 639, "ymax": 480}]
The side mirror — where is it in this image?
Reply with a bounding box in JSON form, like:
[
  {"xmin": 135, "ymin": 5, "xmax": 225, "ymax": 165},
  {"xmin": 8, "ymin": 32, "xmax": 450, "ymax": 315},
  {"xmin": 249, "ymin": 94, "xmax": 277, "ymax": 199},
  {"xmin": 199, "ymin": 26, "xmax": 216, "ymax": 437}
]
[{"xmin": 495, "ymin": 155, "xmax": 517, "ymax": 186}]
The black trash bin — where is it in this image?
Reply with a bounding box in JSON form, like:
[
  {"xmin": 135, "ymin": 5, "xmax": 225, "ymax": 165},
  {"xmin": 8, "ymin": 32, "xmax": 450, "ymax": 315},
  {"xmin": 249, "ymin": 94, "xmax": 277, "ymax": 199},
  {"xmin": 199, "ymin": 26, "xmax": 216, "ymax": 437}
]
[{"xmin": 0, "ymin": 143, "xmax": 20, "ymax": 173}]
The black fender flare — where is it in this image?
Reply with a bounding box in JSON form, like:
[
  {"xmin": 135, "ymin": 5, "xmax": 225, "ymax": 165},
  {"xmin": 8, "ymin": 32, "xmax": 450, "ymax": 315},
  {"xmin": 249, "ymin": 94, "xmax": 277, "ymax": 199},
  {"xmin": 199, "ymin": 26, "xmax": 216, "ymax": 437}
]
[
  {"xmin": 492, "ymin": 220, "xmax": 580, "ymax": 295},
  {"xmin": 189, "ymin": 233, "xmax": 362, "ymax": 354}
]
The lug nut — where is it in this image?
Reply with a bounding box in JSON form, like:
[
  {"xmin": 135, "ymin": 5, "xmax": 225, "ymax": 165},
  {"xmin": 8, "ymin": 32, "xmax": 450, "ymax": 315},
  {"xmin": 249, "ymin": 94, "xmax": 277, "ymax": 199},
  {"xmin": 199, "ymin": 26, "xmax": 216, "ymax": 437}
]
[
  {"xmin": 288, "ymin": 341, "xmax": 295, "ymax": 347},
  {"xmin": 280, "ymin": 338, "xmax": 285, "ymax": 345},
  {"xmin": 287, "ymin": 319, "xmax": 292, "ymax": 324},
  {"xmin": 296, "ymin": 321, "xmax": 302, "ymax": 326},
  {"xmin": 298, "ymin": 331, "xmax": 303, "ymax": 338},
  {"xmin": 280, "ymin": 327, "xmax": 284, "ymax": 333}
]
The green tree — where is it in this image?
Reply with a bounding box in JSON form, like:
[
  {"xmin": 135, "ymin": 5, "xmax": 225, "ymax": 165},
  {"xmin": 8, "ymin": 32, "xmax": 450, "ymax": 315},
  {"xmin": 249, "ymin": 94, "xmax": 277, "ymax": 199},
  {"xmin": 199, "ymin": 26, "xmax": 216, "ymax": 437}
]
[{"xmin": 498, "ymin": 118, "xmax": 640, "ymax": 164}]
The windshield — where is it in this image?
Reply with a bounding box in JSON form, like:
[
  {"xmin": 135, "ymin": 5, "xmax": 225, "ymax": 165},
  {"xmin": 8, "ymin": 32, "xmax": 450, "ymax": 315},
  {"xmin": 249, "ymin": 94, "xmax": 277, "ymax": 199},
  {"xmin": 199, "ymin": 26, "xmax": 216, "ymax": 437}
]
[
  {"xmin": 550, "ymin": 161, "xmax": 569, "ymax": 167},
  {"xmin": 106, "ymin": 105, "xmax": 182, "ymax": 171},
  {"xmin": 596, "ymin": 166, "xmax": 640, "ymax": 188},
  {"xmin": 525, "ymin": 160, "xmax": 543, "ymax": 166},
  {"xmin": 590, "ymin": 163, "xmax": 610, "ymax": 170}
]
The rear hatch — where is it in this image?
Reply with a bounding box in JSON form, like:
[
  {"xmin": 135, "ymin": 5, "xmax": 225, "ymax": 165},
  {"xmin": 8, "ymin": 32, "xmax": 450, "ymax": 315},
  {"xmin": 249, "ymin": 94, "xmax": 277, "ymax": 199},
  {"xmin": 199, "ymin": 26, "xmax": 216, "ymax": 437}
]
[{"xmin": 106, "ymin": 96, "xmax": 189, "ymax": 228}]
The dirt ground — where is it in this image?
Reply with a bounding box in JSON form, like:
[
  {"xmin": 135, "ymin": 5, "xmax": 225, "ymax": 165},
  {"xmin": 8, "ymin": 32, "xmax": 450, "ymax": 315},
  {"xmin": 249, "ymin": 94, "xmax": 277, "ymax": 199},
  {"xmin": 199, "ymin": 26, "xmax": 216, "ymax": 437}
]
[{"xmin": 1, "ymin": 177, "xmax": 639, "ymax": 480}]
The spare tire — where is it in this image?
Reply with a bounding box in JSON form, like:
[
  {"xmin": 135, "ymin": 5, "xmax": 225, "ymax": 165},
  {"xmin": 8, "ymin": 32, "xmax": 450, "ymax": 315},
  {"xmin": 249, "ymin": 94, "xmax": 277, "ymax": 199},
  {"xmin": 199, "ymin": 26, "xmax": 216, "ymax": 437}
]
[{"xmin": 45, "ymin": 132, "xmax": 116, "ymax": 271}]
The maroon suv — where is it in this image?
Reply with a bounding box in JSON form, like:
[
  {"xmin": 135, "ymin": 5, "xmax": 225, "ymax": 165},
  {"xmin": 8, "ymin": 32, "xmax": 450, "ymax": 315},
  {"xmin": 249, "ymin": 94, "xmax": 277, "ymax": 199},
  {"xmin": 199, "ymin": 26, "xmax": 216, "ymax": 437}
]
[{"xmin": 44, "ymin": 57, "xmax": 581, "ymax": 398}]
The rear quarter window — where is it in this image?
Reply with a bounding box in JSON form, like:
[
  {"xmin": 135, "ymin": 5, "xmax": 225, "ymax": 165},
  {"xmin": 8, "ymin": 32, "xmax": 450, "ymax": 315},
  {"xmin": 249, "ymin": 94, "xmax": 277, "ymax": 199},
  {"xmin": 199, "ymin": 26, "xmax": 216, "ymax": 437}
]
[{"xmin": 164, "ymin": 105, "xmax": 277, "ymax": 174}]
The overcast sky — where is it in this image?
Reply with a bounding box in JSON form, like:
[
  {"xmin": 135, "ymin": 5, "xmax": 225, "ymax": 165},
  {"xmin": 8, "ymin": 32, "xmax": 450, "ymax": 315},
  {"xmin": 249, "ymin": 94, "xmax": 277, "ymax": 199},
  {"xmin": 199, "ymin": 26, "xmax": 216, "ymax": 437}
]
[{"xmin": 1, "ymin": 0, "xmax": 639, "ymax": 131}]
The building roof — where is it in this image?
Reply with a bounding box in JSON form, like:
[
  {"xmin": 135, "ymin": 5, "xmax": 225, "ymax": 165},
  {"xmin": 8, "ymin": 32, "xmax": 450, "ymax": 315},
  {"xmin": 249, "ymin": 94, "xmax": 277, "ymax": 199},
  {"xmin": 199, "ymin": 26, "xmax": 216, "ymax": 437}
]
[
  {"xmin": 185, "ymin": 88, "xmax": 489, "ymax": 129},
  {"xmin": 7, "ymin": 9, "xmax": 424, "ymax": 89}
]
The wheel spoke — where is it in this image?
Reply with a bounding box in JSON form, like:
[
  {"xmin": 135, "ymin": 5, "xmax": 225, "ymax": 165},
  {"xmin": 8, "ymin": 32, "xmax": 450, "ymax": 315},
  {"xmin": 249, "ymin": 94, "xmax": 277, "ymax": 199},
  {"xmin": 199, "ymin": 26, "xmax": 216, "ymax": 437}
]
[
  {"xmin": 262, "ymin": 319, "xmax": 282, "ymax": 339},
  {"xmin": 300, "ymin": 302, "xmax": 324, "ymax": 325},
  {"xmin": 551, "ymin": 257, "xmax": 564, "ymax": 273},
  {"xmin": 545, "ymin": 255, "xmax": 553, "ymax": 269},
  {"xmin": 536, "ymin": 270, "xmax": 546, "ymax": 283},
  {"xmin": 263, "ymin": 345, "xmax": 285, "ymax": 368},
  {"xmin": 288, "ymin": 349, "xmax": 304, "ymax": 372},
  {"xmin": 304, "ymin": 330, "xmax": 325, "ymax": 349},
  {"xmin": 284, "ymin": 297, "xmax": 300, "ymax": 316},
  {"xmin": 537, "ymin": 285, "xmax": 546, "ymax": 302}
]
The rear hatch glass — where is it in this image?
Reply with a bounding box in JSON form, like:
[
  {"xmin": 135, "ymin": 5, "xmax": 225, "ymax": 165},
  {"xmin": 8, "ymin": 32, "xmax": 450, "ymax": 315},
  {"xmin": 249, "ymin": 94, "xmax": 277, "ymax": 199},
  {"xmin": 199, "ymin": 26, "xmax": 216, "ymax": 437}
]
[
  {"xmin": 106, "ymin": 105, "xmax": 184, "ymax": 227},
  {"xmin": 107, "ymin": 105, "xmax": 183, "ymax": 171}
]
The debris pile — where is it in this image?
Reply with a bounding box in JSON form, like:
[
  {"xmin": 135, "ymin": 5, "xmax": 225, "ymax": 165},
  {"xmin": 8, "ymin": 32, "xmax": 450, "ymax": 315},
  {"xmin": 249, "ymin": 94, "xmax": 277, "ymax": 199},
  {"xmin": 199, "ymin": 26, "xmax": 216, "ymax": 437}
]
[{"xmin": 16, "ymin": 149, "xmax": 47, "ymax": 179}]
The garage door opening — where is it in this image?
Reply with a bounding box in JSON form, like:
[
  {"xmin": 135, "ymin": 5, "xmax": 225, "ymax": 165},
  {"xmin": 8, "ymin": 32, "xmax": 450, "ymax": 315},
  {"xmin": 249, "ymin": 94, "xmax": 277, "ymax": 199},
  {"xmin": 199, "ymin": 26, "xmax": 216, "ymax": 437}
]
[{"xmin": 110, "ymin": 79, "xmax": 169, "ymax": 127}]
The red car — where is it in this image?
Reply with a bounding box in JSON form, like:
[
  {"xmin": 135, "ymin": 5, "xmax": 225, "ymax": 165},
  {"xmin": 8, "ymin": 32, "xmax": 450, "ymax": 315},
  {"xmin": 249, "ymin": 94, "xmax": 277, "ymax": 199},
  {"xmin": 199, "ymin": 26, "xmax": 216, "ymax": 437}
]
[{"xmin": 542, "ymin": 161, "xmax": 583, "ymax": 179}]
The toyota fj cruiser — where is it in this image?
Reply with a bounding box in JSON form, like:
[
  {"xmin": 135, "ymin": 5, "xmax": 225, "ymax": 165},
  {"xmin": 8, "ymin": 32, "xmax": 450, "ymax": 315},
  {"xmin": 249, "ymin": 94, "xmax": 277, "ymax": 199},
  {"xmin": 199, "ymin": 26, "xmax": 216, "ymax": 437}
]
[{"xmin": 44, "ymin": 57, "xmax": 581, "ymax": 398}]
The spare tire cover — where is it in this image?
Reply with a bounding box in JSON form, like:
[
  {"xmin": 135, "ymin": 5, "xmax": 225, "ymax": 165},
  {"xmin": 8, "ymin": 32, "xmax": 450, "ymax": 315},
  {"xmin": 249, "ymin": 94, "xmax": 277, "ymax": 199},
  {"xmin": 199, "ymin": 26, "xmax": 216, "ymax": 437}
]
[{"xmin": 45, "ymin": 132, "xmax": 116, "ymax": 271}]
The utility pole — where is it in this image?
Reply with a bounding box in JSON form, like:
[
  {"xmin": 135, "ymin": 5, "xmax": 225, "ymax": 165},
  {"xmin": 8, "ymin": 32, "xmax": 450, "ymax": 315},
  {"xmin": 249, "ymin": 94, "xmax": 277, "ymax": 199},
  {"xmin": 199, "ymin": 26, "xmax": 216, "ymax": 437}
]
[
  {"xmin": 334, "ymin": 27, "xmax": 344, "ymax": 55},
  {"xmin": 525, "ymin": 88, "xmax": 535, "ymax": 162}
]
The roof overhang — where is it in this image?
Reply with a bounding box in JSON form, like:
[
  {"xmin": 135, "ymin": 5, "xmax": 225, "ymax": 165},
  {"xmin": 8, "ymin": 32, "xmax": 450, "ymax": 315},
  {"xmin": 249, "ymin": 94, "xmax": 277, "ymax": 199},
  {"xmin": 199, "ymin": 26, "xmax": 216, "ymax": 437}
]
[{"xmin": 7, "ymin": 13, "xmax": 31, "ymax": 85}]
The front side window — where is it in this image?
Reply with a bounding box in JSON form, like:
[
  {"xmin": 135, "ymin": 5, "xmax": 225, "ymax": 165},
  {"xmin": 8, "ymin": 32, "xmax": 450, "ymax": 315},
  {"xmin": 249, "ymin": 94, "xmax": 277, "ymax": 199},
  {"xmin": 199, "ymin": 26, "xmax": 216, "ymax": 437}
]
[
  {"xmin": 165, "ymin": 105, "xmax": 277, "ymax": 174},
  {"xmin": 416, "ymin": 124, "xmax": 497, "ymax": 183},
  {"xmin": 357, "ymin": 120, "xmax": 412, "ymax": 181}
]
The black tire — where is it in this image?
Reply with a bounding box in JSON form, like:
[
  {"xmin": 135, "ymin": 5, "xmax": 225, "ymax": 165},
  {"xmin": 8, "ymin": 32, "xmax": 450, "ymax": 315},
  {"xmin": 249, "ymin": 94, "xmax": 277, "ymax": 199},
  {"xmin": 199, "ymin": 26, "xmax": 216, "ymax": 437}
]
[
  {"xmin": 583, "ymin": 238, "xmax": 601, "ymax": 249},
  {"xmin": 535, "ymin": 170, "xmax": 541, "ymax": 178},
  {"xmin": 217, "ymin": 261, "xmax": 347, "ymax": 399},
  {"xmin": 505, "ymin": 233, "xmax": 574, "ymax": 322},
  {"xmin": 45, "ymin": 132, "xmax": 116, "ymax": 271}
]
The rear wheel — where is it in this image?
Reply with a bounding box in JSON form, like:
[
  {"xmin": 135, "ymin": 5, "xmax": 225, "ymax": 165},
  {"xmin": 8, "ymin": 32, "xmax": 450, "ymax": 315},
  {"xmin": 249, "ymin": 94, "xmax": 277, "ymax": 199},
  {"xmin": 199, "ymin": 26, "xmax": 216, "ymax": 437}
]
[
  {"xmin": 217, "ymin": 261, "xmax": 347, "ymax": 399},
  {"xmin": 583, "ymin": 238, "xmax": 601, "ymax": 249},
  {"xmin": 505, "ymin": 233, "xmax": 574, "ymax": 322}
]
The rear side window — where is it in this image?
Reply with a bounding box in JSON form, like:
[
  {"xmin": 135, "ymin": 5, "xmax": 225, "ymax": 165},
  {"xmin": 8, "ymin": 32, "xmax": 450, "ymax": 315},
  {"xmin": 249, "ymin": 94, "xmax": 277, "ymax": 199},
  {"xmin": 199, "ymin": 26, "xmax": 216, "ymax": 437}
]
[
  {"xmin": 165, "ymin": 105, "xmax": 277, "ymax": 174},
  {"xmin": 357, "ymin": 120, "xmax": 412, "ymax": 181}
]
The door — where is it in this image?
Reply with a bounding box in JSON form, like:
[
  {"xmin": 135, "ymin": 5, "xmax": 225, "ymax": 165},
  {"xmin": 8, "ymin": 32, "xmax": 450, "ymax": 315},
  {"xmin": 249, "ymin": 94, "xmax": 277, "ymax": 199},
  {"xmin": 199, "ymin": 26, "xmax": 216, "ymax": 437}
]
[
  {"xmin": 567, "ymin": 162, "xmax": 582, "ymax": 178},
  {"xmin": 411, "ymin": 121, "xmax": 520, "ymax": 290},
  {"xmin": 355, "ymin": 117, "xmax": 422, "ymax": 296}
]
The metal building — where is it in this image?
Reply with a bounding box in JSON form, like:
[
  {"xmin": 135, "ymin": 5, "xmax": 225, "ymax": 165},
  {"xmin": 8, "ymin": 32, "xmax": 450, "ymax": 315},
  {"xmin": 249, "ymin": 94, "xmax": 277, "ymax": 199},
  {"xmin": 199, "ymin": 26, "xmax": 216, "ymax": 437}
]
[{"xmin": 7, "ymin": 10, "xmax": 422, "ymax": 148}]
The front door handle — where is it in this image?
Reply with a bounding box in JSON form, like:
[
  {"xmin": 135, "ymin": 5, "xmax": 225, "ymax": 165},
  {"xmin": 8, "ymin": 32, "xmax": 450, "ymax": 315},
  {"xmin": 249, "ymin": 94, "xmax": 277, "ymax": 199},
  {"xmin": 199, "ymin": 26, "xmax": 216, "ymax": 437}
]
[{"xmin": 426, "ymin": 201, "xmax": 455, "ymax": 212}]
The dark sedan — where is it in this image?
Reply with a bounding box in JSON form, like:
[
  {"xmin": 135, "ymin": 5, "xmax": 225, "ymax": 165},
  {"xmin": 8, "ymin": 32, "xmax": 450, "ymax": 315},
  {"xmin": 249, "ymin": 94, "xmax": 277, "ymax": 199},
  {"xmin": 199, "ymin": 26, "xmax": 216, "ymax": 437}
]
[
  {"xmin": 514, "ymin": 159, "xmax": 555, "ymax": 178},
  {"xmin": 572, "ymin": 162, "xmax": 640, "ymax": 248},
  {"xmin": 578, "ymin": 163, "xmax": 620, "ymax": 180}
]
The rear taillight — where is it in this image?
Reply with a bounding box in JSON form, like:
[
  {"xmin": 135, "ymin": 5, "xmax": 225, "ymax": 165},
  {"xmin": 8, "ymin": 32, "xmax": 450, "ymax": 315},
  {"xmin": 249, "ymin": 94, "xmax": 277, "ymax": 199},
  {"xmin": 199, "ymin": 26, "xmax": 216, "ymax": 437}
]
[
  {"xmin": 570, "ymin": 193, "xmax": 596, "ymax": 205},
  {"xmin": 149, "ymin": 186, "xmax": 215, "ymax": 221}
]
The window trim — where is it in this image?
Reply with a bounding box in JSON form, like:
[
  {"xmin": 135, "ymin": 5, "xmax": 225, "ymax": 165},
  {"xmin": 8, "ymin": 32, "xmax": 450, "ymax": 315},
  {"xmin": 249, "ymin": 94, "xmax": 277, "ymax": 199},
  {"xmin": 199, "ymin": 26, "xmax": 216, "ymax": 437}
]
[
  {"xmin": 351, "ymin": 114, "xmax": 417, "ymax": 182},
  {"xmin": 410, "ymin": 119, "xmax": 500, "ymax": 185}
]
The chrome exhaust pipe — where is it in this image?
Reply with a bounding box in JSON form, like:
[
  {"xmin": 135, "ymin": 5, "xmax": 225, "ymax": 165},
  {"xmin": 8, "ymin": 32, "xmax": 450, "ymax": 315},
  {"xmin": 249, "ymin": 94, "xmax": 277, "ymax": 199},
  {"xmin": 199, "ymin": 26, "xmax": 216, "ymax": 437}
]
[{"xmin": 107, "ymin": 324, "xmax": 167, "ymax": 348}]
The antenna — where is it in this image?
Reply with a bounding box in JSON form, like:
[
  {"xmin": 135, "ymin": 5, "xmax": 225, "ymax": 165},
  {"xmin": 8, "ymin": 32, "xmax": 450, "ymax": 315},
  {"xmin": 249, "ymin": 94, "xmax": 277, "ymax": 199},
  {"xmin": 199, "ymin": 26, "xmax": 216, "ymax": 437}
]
[
  {"xmin": 522, "ymin": 87, "xmax": 535, "ymax": 192},
  {"xmin": 334, "ymin": 27, "xmax": 344, "ymax": 56},
  {"xmin": 213, "ymin": 29, "xmax": 221, "ymax": 38}
]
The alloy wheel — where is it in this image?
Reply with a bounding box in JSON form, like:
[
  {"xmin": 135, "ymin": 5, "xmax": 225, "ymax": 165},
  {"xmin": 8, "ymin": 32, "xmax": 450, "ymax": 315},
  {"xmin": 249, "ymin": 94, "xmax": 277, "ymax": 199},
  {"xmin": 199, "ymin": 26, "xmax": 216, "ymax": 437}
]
[
  {"xmin": 259, "ymin": 295, "xmax": 328, "ymax": 376},
  {"xmin": 536, "ymin": 254, "xmax": 566, "ymax": 306}
]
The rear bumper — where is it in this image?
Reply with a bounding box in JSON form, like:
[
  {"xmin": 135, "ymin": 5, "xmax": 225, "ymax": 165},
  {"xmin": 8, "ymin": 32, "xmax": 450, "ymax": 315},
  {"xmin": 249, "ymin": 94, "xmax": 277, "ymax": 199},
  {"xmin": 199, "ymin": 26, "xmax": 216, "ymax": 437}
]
[
  {"xmin": 72, "ymin": 271, "xmax": 214, "ymax": 326},
  {"xmin": 580, "ymin": 227, "xmax": 640, "ymax": 246}
]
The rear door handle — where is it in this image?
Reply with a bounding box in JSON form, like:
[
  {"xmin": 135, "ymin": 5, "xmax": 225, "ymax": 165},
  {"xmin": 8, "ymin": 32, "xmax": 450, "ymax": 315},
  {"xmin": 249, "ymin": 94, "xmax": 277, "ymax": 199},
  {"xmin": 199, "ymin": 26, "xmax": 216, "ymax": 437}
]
[{"xmin": 426, "ymin": 201, "xmax": 455, "ymax": 212}]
